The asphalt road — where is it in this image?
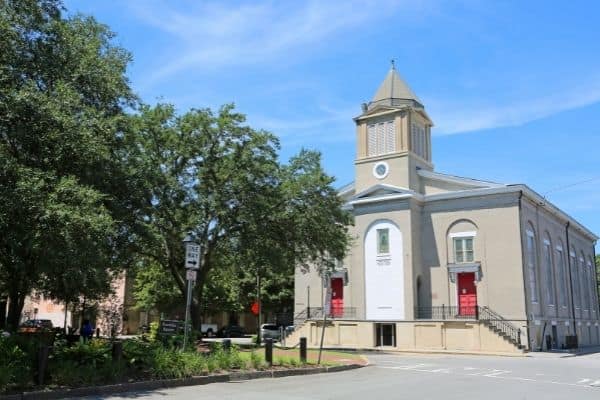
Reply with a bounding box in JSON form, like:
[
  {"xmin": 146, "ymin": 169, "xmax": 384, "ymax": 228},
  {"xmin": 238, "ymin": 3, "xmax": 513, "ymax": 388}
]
[{"xmin": 79, "ymin": 352, "xmax": 600, "ymax": 400}]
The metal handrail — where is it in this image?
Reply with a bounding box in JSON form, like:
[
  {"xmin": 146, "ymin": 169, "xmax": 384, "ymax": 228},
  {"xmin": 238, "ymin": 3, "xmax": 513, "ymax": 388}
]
[{"xmin": 415, "ymin": 305, "xmax": 522, "ymax": 346}]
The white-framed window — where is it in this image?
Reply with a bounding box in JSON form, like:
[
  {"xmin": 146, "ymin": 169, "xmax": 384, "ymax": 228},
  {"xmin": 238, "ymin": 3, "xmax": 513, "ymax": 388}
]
[
  {"xmin": 377, "ymin": 228, "xmax": 390, "ymax": 254},
  {"xmin": 556, "ymin": 246, "xmax": 567, "ymax": 307},
  {"xmin": 526, "ymin": 230, "xmax": 538, "ymax": 303},
  {"xmin": 453, "ymin": 237, "xmax": 474, "ymax": 263},
  {"xmin": 580, "ymin": 256, "xmax": 588, "ymax": 311},
  {"xmin": 367, "ymin": 120, "xmax": 395, "ymax": 157},
  {"xmin": 587, "ymin": 259, "xmax": 596, "ymax": 313},
  {"xmin": 543, "ymin": 239, "xmax": 555, "ymax": 306},
  {"xmin": 571, "ymin": 251, "xmax": 579, "ymax": 309}
]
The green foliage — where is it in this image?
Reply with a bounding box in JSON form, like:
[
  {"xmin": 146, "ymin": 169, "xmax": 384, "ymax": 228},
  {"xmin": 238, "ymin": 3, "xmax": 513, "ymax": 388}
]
[
  {"xmin": 249, "ymin": 350, "xmax": 264, "ymax": 370},
  {"xmin": 0, "ymin": 336, "xmax": 31, "ymax": 392},
  {"xmin": 148, "ymin": 321, "xmax": 160, "ymax": 342},
  {"xmin": 0, "ymin": 0, "xmax": 138, "ymax": 328},
  {"xmin": 48, "ymin": 340, "xmax": 125, "ymax": 386}
]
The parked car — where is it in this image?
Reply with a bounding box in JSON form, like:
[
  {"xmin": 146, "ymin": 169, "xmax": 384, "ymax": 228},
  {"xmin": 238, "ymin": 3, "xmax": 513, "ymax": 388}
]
[
  {"xmin": 18, "ymin": 319, "xmax": 53, "ymax": 333},
  {"xmin": 201, "ymin": 323, "xmax": 218, "ymax": 337},
  {"xmin": 217, "ymin": 325, "xmax": 245, "ymax": 338},
  {"xmin": 260, "ymin": 323, "xmax": 282, "ymax": 342}
]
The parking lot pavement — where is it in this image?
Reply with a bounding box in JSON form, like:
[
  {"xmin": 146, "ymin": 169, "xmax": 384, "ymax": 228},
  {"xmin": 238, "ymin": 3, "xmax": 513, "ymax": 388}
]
[{"xmin": 81, "ymin": 352, "xmax": 600, "ymax": 400}]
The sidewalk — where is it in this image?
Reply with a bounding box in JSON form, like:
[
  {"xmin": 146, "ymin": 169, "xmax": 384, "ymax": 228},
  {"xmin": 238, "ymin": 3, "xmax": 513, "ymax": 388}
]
[{"xmin": 527, "ymin": 345, "xmax": 600, "ymax": 358}]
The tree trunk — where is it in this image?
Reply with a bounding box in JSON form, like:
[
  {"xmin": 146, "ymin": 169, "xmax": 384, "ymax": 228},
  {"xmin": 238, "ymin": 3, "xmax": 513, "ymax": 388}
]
[
  {"xmin": 7, "ymin": 291, "xmax": 25, "ymax": 331},
  {"xmin": 0, "ymin": 296, "xmax": 7, "ymax": 329}
]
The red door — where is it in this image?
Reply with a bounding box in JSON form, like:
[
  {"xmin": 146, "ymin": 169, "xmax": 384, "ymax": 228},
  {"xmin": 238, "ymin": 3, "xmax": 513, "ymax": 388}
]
[
  {"xmin": 331, "ymin": 278, "xmax": 344, "ymax": 318},
  {"xmin": 457, "ymin": 272, "xmax": 477, "ymax": 316}
]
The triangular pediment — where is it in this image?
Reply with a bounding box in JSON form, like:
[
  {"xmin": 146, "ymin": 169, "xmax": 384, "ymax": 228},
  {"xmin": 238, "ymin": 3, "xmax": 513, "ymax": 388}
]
[{"xmin": 351, "ymin": 184, "xmax": 416, "ymax": 200}]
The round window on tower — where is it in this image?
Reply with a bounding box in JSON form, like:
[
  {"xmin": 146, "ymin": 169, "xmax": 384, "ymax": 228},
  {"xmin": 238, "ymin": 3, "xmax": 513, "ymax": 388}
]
[{"xmin": 373, "ymin": 161, "xmax": 389, "ymax": 179}]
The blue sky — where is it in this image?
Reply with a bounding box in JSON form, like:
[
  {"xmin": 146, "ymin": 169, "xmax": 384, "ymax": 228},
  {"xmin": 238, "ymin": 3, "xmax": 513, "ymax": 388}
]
[{"xmin": 65, "ymin": 0, "xmax": 600, "ymax": 250}]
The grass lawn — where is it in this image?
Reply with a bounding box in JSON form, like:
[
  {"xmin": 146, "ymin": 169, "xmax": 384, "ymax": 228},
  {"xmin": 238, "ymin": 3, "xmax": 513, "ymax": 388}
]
[{"xmin": 238, "ymin": 348, "xmax": 367, "ymax": 367}]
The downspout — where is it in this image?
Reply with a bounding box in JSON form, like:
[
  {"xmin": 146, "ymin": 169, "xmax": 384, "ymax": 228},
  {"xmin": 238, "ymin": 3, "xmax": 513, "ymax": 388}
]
[
  {"xmin": 565, "ymin": 222, "xmax": 578, "ymax": 344},
  {"xmin": 592, "ymin": 243, "xmax": 599, "ymax": 321},
  {"xmin": 517, "ymin": 190, "xmax": 532, "ymax": 350}
]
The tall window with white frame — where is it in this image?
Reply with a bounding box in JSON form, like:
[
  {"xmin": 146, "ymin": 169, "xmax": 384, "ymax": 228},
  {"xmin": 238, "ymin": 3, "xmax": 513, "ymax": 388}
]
[
  {"xmin": 571, "ymin": 251, "xmax": 579, "ymax": 309},
  {"xmin": 543, "ymin": 239, "xmax": 555, "ymax": 306},
  {"xmin": 453, "ymin": 236, "xmax": 474, "ymax": 263},
  {"xmin": 367, "ymin": 121, "xmax": 396, "ymax": 157},
  {"xmin": 587, "ymin": 258, "xmax": 596, "ymax": 315},
  {"xmin": 580, "ymin": 256, "xmax": 588, "ymax": 311},
  {"xmin": 556, "ymin": 246, "xmax": 567, "ymax": 308},
  {"xmin": 526, "ymin": 230, "xmax": 538, "ymax": 303}
]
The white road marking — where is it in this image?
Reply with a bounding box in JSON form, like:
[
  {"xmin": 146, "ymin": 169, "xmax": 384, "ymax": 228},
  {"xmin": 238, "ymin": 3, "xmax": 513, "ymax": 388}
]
[
  {"xmin": 590, "ymin": 380, "xmax": 600, "ymax": 387},
  {"xmin": 578, "ymin": 379, "xmax": 592, "ymax": 384},
  {"xmin": 483, "ymin": 370, "xmax": 511, "ymax": 378}
]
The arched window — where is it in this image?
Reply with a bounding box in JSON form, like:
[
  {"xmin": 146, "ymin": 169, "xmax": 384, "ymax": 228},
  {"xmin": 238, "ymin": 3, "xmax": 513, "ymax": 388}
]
[
  {"xmin": 555, "ymin": 241, "xmax": 567, "ymax": 307},
  {"xmin": 542, "ymin": 234, "xmax": 555, "ymax": 306},
  {"xmin": 525, "ymin": 225, "xmax": 539, "ymax": 303}
]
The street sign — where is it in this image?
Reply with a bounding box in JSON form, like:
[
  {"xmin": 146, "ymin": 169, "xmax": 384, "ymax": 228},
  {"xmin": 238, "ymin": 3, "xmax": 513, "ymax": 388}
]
[
  {"xmin": 159, "ymin": 319, "xmax": 184, "ymax": 336},
  {"xmin": 186, "ymin": 269, "xmax": 197, "ymax": 281},
  {"xmin": 250, "ymin": 301, "xmax": 259, "ymax": 316},
  {"xmin": 185, "ymin": 243, "xmax": 201, "ymax": 269}
]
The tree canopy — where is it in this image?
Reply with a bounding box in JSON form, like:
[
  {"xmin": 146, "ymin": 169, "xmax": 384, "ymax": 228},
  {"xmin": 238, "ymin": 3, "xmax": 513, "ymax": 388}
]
[{"xmin": 1, "ymin": 0, "xmax": 352, "ymax": 330}]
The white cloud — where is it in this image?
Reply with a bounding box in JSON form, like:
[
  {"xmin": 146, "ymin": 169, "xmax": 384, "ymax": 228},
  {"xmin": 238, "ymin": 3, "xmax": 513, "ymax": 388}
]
[
  {"xmin": 129, "ymin": 0, "xmax": 408, "ymax": 85},
  {"xmin": 429, "ymin": 75, "xmax": 600, "ymax": 134}
]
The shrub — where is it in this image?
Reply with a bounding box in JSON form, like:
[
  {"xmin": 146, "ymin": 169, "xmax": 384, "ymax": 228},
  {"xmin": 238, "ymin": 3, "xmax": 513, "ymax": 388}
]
[
  {"xmin": 148, "ymin": 322, "xmax": 160, "ymax": 342},
  {"xmin": 0, "ymin": 336, "xmax": 32, "ymax": 392},
  {"xmin": 249, "ymin": 350, "xmax": 264, "ymax": 370},
  {"xmin": 48, "ymin": 340, "xmax": 120, "ymax": 386}
]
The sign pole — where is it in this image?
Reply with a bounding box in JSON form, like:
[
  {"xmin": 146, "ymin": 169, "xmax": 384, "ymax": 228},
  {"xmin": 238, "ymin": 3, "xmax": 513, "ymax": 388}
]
[
  {"xmin": 182, "ymin": 234, "xmax": 200, "ymax": 351},
  {"xmin": 183, "ymin": 275, "xmax": 193, "ymax": 350}
]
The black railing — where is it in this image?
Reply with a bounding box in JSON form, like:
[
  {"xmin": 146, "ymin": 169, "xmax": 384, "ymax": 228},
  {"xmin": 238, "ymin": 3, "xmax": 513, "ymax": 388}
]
[
  {"xmin": 415, "ymin": 305, "xmax": 478, "ymax": 320},
  {"xmin": 415, "ymin": 305, "xmax": 522, "ymax": 347},
  {"xmin": 294, "ymin": 307, "xmax": 358, "ymax": 321},
  {"xmin": 478, "ymin": 306, "xmax": 522, "ymax": 346}
]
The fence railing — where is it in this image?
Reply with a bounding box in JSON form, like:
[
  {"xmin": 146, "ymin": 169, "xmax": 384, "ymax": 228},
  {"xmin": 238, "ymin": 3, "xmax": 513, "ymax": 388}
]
[
  {"xmin": 415, "ymin": 305, "xmax": 522, "ymax": 346},
  {"xmin": 294, "ymin": 307, "xmax": 358, "ymax": 321},
  {"xmin": 414, "ymin": 305, "xmax": 478, "ymax": 320}
]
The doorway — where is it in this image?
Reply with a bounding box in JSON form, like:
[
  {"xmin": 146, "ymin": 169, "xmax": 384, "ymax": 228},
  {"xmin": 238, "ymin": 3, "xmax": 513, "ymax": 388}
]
[
  {"xmin": 330, "ymin": 278, "xmax": 344, "ymax": 318},
  {"xmin": 375, "ymin": 323, "xmax": 396, "ymax": 347},
  {"xmin": 457, "ymin": 272, "xmax": 477, "ymax": 316}
]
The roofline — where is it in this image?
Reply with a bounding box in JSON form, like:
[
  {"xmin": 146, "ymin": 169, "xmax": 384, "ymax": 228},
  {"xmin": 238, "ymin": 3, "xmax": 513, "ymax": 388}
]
[
  {"xmin": 343, "ymin": 183, "xmax": 598, "ymax": 241},
  {"xmin": 417, "ymin": 169, "xmax": 506, "ymax": 188}
]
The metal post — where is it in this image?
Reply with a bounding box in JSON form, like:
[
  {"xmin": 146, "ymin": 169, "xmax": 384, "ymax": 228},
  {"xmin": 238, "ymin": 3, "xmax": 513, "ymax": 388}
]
[
  {"xmin": 256, "ymin": 273, "xmax": 262, "ymax": 345},
  {"xmin": 265, "ymin": 338, "xmax": 273, "ymax": 366},
  {"xmin": 183, "ymin": 277, "xmax": 193, "ymax": 350},
  {"xmin": 307, "ymin": 286, "xmax": 310, "ymax": 319},
  {"xmin": 300, "ymin": 337, "xmax": 307, "ymax": 364}
]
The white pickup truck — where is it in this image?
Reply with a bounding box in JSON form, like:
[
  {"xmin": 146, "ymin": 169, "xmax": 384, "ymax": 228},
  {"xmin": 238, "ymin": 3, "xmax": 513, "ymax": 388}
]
[{"xmin": 201, "ymin": 323, "xmax": 218, "ymax": 337}]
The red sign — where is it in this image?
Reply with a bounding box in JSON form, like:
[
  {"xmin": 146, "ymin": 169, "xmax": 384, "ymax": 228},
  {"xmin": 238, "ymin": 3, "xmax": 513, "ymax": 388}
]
[{"xmin": 250, "ymin": 301, "xmax": 259, "ymax": 316}]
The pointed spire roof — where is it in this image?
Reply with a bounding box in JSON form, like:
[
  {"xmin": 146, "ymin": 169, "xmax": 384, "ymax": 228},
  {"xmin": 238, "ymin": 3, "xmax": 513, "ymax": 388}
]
[{"xmin": 368, "ymin": 60, "xmax": 423, "ymax": 110}]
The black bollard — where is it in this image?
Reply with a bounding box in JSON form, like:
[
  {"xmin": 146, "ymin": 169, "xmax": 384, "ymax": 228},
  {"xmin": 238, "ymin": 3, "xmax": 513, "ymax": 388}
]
[
  {"xmin": 299, "ymin": 337, "xmax": 307, "ymax": 364},
  {"xmin": 112, "ymin": 341, "xmax": 123, "ymax": 363},
  {"xmin": 265, "ymin": 338, "xmax": 273, "ymax": 366},
  {"xmin": 37, "ymin": 345, "xmax": 50, "ymax": 385},
  {"xmin": 223, "ymin": 339, "xmax": 232, "ymax": 352}
]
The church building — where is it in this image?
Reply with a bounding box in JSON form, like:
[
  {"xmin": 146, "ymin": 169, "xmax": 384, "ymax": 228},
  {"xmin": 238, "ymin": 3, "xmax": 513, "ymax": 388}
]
[{"xmin": 291, "ymin": 64, "xmax": 600, "ymax": 353}]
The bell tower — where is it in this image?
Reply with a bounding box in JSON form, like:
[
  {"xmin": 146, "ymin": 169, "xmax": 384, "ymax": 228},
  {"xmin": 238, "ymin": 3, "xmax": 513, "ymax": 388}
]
[{"xmin": 354, "ymin": 62, "xmax": 434, "ymax": 193}]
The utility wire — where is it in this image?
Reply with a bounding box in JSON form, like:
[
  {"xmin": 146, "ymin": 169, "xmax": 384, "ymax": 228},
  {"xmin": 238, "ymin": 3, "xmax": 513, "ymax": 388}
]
[{"xmin": 543, "ymin": 176, "xmax": 600, "ymax": 196}]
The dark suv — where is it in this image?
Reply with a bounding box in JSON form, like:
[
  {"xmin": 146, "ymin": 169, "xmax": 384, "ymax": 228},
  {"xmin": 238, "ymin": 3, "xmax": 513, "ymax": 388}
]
[
  {"xmin": 217, "ymin": 325, "xmax": 245, "ymax": 338},
  {"xmin": 19, "ymin": 319, "xmax": 53, "ymax": 333}
]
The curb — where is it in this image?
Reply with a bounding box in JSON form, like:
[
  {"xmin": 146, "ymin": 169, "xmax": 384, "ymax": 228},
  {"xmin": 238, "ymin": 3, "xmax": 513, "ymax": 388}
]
[{"xmin": 3, "ymin": 364, "xmax": 363, "ymax": 400}]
